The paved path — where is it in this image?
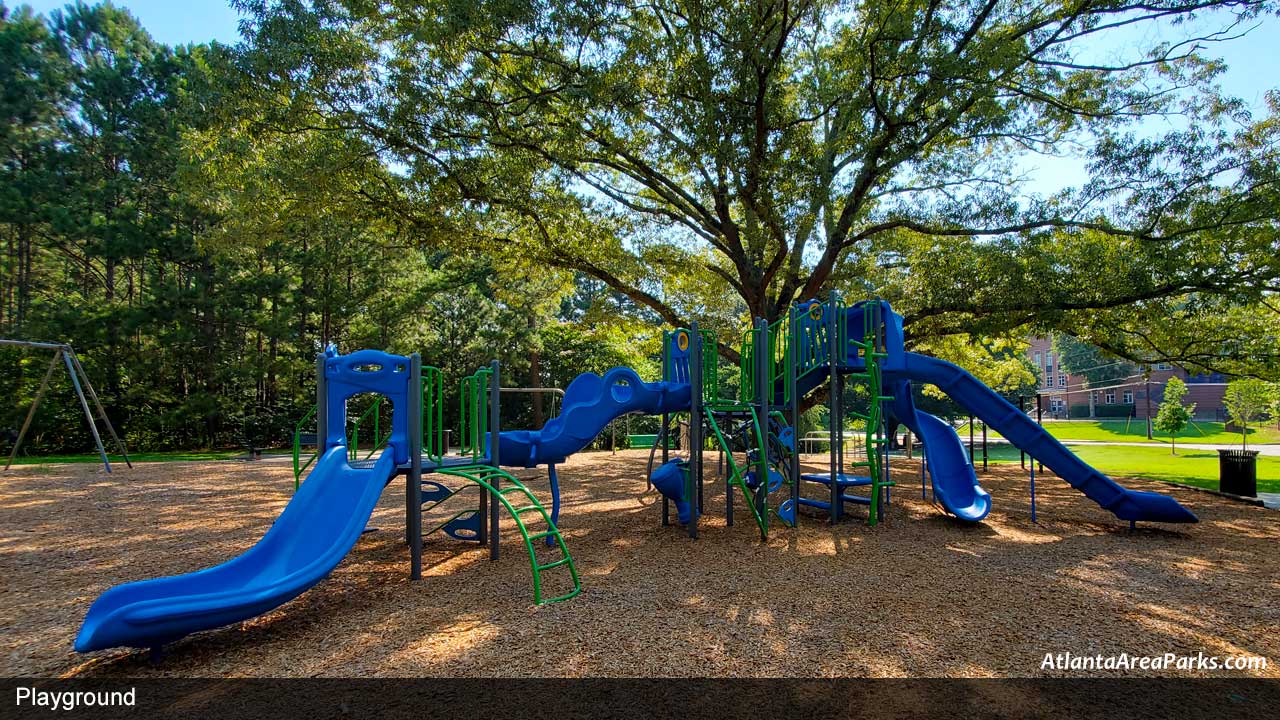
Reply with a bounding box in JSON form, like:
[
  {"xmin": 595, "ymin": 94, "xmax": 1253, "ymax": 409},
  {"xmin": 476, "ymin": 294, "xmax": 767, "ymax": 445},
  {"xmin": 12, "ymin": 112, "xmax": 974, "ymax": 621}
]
[
  {"xmin": 1056, "ymin": 439, "xmax": 1280, "ymax": 456},
  {"xmin": 1256, "ymin": 493, "xmax": 1280, "ymax": 509},
  {"xmin": 972, "ymin": 436, "xmax": 1279, "ymax": 456}
]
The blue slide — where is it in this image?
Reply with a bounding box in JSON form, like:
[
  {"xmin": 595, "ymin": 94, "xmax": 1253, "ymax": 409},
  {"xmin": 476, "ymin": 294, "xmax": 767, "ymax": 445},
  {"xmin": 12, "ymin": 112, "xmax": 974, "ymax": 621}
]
[
  {"xmin": 77, "ymin": 347, "xmax": 415, "ymax": 653},
  {"xmin": 75, "ymin": 446, "xmax": 398, "ymax": 652},
  {"xmin": 497, "ymin": 366, "xmax": 691, "ymax": 467},
  {"xmin": 886, "ymin": 352, "xmax": 1197, "ymax": 524},
  {"xmin": 888, "ymin": 378, "xmax": 992, "ymax": 521}
]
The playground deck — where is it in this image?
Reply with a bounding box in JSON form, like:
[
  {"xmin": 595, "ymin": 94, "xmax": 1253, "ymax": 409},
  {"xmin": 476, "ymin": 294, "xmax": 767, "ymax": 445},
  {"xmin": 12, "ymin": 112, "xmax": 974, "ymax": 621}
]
[{"xmin": 2, "ymin": 450, "xmax": 1276, "ymax": 678}]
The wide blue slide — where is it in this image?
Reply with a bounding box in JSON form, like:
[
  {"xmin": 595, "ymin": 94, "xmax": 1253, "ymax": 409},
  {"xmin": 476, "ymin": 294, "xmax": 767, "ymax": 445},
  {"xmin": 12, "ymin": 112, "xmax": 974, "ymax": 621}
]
[
  {"xmin": 497, "ymin": 366, "xmax": 691, "ymax": 467},
  {"xmin": 75, "ymin": 446, "xmax": 397, "ymax": 652},
  {"xmin": 77, "ymin": 348, "xmax": 414, "ymax": 652},
  {"xmin": 886, "ymin": 351, "xmax": 1198, "ymax": 524}
]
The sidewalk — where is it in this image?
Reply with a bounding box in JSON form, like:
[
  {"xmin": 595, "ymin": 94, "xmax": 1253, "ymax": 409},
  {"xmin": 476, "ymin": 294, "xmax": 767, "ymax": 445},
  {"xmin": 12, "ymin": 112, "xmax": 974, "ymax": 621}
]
[
  {"xmin": 972, "ymin": 436, "xmax": 1279, "ymax": 456},
  {"xmin": 1056, "ymin": 439, "xmax": 1280, "ymax": 456}
]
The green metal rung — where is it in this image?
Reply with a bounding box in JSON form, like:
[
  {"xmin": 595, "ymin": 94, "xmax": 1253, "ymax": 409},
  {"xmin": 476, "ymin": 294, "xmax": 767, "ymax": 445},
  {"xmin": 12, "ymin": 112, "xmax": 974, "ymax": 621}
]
[
  {"xmin": 435, "ymin": 465, "xmax": 581, "ymax": 606},
  {"xmin": 705, "ymin": 410, "xmax": 770, "ymax": 540},
  {"xmin": 537, "ymin": 557, "xmax": 572, "ymax": 571}
]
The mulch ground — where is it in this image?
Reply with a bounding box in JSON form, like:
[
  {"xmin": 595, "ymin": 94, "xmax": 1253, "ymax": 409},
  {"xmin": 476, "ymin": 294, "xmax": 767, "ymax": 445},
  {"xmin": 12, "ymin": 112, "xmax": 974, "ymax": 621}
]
[{"xmin": 1, "ymin": 450, "xmax": 1276, "ymax": 678}]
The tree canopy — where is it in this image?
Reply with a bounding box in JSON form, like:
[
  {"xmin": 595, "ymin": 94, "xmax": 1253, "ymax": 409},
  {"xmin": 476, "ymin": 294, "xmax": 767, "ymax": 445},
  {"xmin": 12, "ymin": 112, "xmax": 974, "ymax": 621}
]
[
  {"xmin": 233, "ymin": 0, "xmax": 1279, "ymax": 368},
  {"xmin": 2, "ymin": 1, "xmax": 1278, "ymax": 455}
]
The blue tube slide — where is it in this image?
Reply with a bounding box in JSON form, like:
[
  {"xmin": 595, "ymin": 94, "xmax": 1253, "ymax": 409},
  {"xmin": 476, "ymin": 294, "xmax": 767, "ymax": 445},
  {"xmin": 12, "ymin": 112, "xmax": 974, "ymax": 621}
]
[{"xmin": 497, "ymin": 366, "xmax": 691, "ymax": 467}]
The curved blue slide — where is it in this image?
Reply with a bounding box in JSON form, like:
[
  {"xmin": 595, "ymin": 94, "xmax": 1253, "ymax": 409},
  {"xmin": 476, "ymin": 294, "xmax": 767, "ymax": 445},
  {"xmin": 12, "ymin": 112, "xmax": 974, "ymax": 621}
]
[
  {"xmin": 886, "ymin": 352, "xmax": 1197, "ymax": 524},
  {"xmin": 889, "ymin": 379, "xmax": 992, "ymax": 521},
  {"xmin": 497, "ymin": 366, "xmax": 691, "ymax": 467},
  {"xmin": 75, "ymin": 445, "xmax": 397, "ymax": 652}
]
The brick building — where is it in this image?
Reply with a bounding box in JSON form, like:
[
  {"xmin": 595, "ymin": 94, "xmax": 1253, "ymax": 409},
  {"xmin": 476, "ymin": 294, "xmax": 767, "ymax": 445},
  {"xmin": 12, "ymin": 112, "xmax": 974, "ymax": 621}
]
[{"xmin": 1026, "ymin": 337, "xmax": 1226, "ymax": 420}]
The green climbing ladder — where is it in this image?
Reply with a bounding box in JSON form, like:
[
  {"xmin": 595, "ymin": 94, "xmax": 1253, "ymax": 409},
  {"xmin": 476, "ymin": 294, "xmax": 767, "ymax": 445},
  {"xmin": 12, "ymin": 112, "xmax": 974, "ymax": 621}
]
[
  {"xmin": 844, "ymin": 302, "xmax": 895, "ymax": 525},
  {"xmin": 435, "ymin": 464, "xmax": 581, "ymax": 605},
  {"xmin": 704, "ymin": 401, "xmax": 796, "ymax": 539}
]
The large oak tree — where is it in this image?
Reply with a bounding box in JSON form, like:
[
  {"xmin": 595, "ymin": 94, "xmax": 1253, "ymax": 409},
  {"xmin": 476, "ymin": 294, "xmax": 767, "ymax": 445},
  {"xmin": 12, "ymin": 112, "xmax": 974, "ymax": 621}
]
[{"xmin": 234, "ymin": 0, "xmax": 1279, "ymax": 373}]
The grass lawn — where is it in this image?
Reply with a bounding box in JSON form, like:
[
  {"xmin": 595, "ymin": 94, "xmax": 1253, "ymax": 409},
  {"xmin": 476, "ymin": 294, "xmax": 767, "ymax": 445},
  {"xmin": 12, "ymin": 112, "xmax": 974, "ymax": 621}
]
[
  {"xmin": 946, "ymin": 443, "xmax": 1280, "ymax": 494},
  {"xmin": 955, "ymin": 419, "xmax": 1280, "ymax": 446}
]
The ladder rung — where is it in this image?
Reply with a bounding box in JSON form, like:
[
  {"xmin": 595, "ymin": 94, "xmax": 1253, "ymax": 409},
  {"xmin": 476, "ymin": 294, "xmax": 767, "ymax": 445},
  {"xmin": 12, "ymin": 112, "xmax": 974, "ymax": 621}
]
[
  {"xmin": 514, "ymin": 505, "xmax": 543, "ymax": 514},
  {"xmin": 536, "ymin": 557, "xmax": 572, "ymax": 571},
  {"xmin": 499, "ymin": 486, "xmax": 528, "ymax": 496},
  {"xmin": 870, "ymin": 438, "xmax": 889, "ymax": 444},
  {"xmin": 848, "ymin": 461, "xmax": 873, "ymax": 467},
  {"xmin": 528, "ymin": 530, "xmax": 558, "ymax": 542}
]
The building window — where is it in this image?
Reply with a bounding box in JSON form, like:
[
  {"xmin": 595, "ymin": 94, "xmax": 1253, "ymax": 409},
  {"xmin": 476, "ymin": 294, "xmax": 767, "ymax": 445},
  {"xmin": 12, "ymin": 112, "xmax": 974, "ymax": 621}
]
[
  {"xmin": 1156, "ymin": 362, "xmax": 1173, "ymax": 370},
  {"xmin": 1034, "ymin": 351, "xmax": 1042, "ymax": 367},
  {"xmin": 1123, "ymin": 390, "xmax": 1133, "ymax": 404},
  {"xmin": 1105, "ymin": 390, "xmax": 1115, "ymax": 404},
  {"xmin": 1045, "ymin": 374, "xmax": 1054, "ymax": 388},
  {"xmin": 1050, "ymin": 398, "xmax": 1064, "ymax": 412},
  {"xmin": 1045, "ymin": 356, "xmax": 1053, "ymax": 373},
  {"xmin": 1058, "ymin": 375, "xmax": 1067, "ymax": 388}
]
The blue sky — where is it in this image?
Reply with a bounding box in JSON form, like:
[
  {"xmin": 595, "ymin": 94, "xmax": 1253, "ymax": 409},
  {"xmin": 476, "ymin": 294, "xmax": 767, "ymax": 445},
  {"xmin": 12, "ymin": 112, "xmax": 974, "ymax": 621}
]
[
  {"xmin": 13, "ymin": 0, "xmax": 1279, "ymax": 194},
  {"xmin": 15, "ymin": 1, "xmax": 1275, "ymax": 106}
]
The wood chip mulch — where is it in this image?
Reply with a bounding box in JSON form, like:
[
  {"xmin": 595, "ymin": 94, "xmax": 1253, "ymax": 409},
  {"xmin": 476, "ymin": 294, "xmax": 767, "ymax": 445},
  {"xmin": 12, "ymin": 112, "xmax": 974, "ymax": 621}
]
[{"xmin": 1, "ymin": 450, "xmax": 1276, "ymax": 678}]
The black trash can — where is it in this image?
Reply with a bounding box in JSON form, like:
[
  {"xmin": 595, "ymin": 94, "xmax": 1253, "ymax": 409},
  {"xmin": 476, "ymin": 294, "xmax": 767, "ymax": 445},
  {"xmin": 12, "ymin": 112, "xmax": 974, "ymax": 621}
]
[{"xmin": 1218, "ymin": 449, "xmax": 1259, "ymax": 497}]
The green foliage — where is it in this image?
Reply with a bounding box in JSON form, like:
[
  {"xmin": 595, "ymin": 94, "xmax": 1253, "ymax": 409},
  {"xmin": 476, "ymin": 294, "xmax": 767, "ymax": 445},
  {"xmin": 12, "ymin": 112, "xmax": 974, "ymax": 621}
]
[
  {"xmin": 1222, "ymin": 378, "xmax": 1278, "ymax": 449},
  {"xmin": 230, "ymin": 0, "xmax": 1280, "ymax": 379},
  {"xmin": 4, "ymin": 1, "xmax": 1279, "ymax": 455},
  {"xmin": 913, "ymin": 333, "xmax": 1039, "ymax": 405},
  {"xmin": 1052, "ymin": 334, "xmax": 1136, "ymax": 388},
  {"xmin": 1154, "ymin": 378, "xmax": 1196, "ymax": 455}
]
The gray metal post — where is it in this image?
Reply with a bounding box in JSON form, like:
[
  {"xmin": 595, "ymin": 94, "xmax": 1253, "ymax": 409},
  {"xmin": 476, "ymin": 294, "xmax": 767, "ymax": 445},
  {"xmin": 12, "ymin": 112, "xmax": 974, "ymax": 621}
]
[
  {"xmin": 489, "ymin": 359, "xmax": 501, "ymax": 561},
  {"xmin": 754, "ymin": 318, "xmax": 769, "ymax": 521},
  {"xmin": 661, "ymin": 331, "xmax": 670, "ymax": 526},
  {"xmin": 67, "ymin": 351, "xmax": 131, "ymax": 467},
  {"xmin": 5, "ymin": 349, "xmax": 62, "ymax": 472},
  {"xmin": 408, "ymin": 354, "xmax": 423, "ymax": 580},
  {"xmin": 688, "ymin": 322, "xmax": 701, "ymax": 539},
  {"xmin": 827, "ymin": 290, "xmax": 840, "ymax": 522},
  {"xmin": 981, "ymin": 422, "xmax": 988, "ymax": 472},
  {"xmin": 62, "ymin": 351, "xmax": 111, "ymax": 472},
  {"xmin": 316, "ymin": 353, "xmax": 328, "ymax": 452},
  {"xmin": 788, "ymin": 302, "xmax": 799, "ymax": 527}
]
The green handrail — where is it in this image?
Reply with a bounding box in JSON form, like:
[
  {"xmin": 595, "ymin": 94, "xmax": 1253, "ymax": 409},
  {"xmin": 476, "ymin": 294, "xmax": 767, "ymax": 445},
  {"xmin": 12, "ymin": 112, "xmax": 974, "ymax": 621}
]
[
  {"xmin": 347, "ymin": 395, "xmax": 390, "ymax": 462},
  {"xmin": 293, "ymin": 405, "xmax": 318, "ymax": 490},
  {"xmin": 704, "ymin": 400, "xmax": 770, "ymax": 539},
  {"xmin": 459, "ymin": 367, "xmax": 493, "ymax": 461},
  {"xmin": 422, "ymin": 365, "xmax": 444, "ymax": 461}
]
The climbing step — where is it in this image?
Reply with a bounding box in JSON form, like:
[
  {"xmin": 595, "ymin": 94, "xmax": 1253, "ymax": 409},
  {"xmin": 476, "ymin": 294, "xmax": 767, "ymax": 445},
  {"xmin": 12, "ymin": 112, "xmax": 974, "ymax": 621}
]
[
  {"xmin": 705, "ymin": 409, "xmax": 770, "ymax": 540},
  {"xmin": 435, "ymin": 465, "xmax": 581, "ymax": 605}
]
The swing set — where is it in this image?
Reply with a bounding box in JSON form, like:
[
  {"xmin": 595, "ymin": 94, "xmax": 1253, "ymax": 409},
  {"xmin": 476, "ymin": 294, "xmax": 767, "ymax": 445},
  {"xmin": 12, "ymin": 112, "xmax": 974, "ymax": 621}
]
[{"xmin": 1, "ymin": 339, "xmax": 130, "ymax": 473}]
